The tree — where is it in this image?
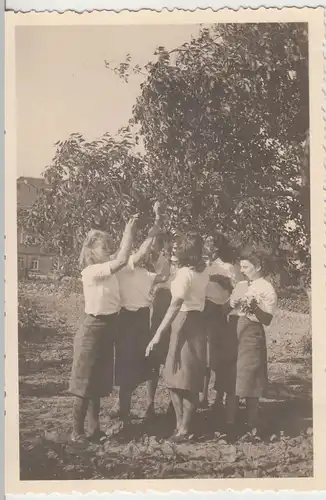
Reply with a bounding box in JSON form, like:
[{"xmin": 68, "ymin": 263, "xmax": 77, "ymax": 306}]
[
  {"xmin": 21, "ymin": 23, "xmax": 310, "ymax": 278},
  {"xmin": 18, "ymin": 129, "xmax": 151, "ymax": 272},
  {"xmin": 107, "ymin": 23, "xmax": 309, "ymax": 257}
]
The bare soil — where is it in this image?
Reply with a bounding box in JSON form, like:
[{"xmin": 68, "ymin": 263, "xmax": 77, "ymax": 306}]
[{"xmin": 19, "ymin": 283, "xmax": 312, "ymax": 480}]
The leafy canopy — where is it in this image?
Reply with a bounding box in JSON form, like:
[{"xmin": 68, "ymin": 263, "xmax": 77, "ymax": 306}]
[{"xmin": 20, "ymin": 23, "xmax": 310, "ymax": 271}]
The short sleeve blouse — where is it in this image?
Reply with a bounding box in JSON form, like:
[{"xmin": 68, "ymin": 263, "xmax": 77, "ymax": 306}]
[
  {"xmin": 81, "ymin": 262, "xmax": 120, "ymax": 315},
  {"xmin": 171, "ymin": 266, "xmax": 209, "ymax": 312}
]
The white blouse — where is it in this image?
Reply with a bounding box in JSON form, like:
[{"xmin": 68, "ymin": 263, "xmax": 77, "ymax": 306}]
[
  {"xmin": 171, "ymin": 266, "xmax": 210, "ymax": 312},
  {"xmin": 81, "ymin": 262, "xmax": 120, "ymax": 316},
  {"xmin": 117, "ymin": 256, "xmax": 157, "ymax": 311},
  {"xmin": 229, "ymin": 277, "xmax": 278, "ymax": 322},
  {"xmin": 206, "ymin": 259, "xmax": 239, "ymax": 305}
]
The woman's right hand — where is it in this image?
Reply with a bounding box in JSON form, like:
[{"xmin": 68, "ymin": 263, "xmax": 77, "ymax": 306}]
[
  {"xmin": 153, "ymin": 201, "xmax": 161, "ymax": 218},
  {"xmin": 145, "ymin": 333, "xmax": 161, "ymax": 357},
  {"xmin": 126, "ymin": 214, "xmax": 139, "ymax": 233}
]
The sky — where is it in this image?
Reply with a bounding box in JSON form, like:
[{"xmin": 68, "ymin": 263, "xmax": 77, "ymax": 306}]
[{"xmin": 16, "ymin": 24, "xmax": 203, "ymax": 178}]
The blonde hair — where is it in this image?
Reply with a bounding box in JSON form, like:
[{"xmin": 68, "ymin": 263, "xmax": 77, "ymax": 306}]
[{"xmin": 79, "ymin": 229, "xmax": 112, "ymax": 269}]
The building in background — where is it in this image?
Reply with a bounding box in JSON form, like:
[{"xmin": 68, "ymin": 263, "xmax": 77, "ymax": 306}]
[{"xmin": 17, "ymin": 176, "xmax": 56, "ymax": 278}]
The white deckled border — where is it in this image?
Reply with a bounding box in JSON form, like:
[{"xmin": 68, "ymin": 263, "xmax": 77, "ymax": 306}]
[{"xmin": 4, "ymin": 6, "xmax": 326, "ymax": 495}]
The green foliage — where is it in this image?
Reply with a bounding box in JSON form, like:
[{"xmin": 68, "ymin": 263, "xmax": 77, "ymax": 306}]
[
  {"xmin": 129, "ymin": 24, "xmax": 309, "ymax": 250},
  {"xmin": 20, "ymin": 24, "xmax": 310, "ymax": 267},
  {"xmin": 18, "ymin": 129, "xmax": 151, "ymax": 264}
]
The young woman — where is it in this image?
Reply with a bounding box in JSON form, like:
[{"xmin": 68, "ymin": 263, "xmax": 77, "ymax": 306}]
[
  {"xmin": 145, "ymin": 233, "xmax": 174, "ymax": 420},
  {"xmin": 225, "ymin": 247, "xmax": 277, "ymax": 439},
  {"xmin": 146, "ymin": 232, "xmax": 210, "ymax": 442},
  {"xmin": 201, "ymin": 233, "xmax": 243, "ymax": 417},
  {"xmin": 68, "ymin": 215, "xmax": 138, "ymax": 443},
  {"xmin": 112, "ymin": 203, "xmax": 168, "ymax": 425}
]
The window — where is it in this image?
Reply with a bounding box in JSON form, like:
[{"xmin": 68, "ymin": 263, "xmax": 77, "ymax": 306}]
[
  {"xmin": 18, "ymin": 256, "xmax": 24, "ymax": 270},
  {"xmin": 31, "ymin": 259, "xmax": 39, "ymax": 271}
]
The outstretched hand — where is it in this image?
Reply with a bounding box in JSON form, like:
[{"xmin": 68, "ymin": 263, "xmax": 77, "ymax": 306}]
[{"xmin": 145, "ymin": 334, "xmax": 160, "ymax": 357}]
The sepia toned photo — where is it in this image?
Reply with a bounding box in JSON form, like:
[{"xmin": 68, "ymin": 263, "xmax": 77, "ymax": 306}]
[{"xmin": 5, "ymin": 7, "xmax": 325, "ymax": 494}]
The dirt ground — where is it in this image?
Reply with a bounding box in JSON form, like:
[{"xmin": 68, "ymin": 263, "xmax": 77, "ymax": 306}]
[{"xmin": 19, "ymin": 283, "xmax": 312, "ymax": 480}]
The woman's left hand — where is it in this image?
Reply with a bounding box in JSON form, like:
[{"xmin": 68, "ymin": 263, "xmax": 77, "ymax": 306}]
[{"xmin": 172, "ymin": 355, "xmax": 181, "ymax": 374}]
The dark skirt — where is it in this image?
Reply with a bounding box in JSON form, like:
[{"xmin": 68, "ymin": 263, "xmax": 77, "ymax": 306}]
[
  {"xmin": 69, "ymin": 313, "xmax": 118, "ymax": 399},
  {"xmin": 114, "ymin": 307, "xmax": 152, "ymax": 390},
  {"xmin": 203, "ymin": 300, "xmax": 237, "ymax": 395},
  {"xmin": 204, "ymin": 300, "xmax": 228, "ymax": 368},
  {"xmin": 148, "ymin": 288, "xmax": 172, "ymax": 370},
  {"xmin": 230, "ymin": 315, "xmax": 268, "ymax": 398},
  {"xmin": 164, "ymin": 310, "xmax": 207, "ymax": 393},
  {"xmin": 220, "ymin": 315, "xmax": 239, "ymax": 395}
]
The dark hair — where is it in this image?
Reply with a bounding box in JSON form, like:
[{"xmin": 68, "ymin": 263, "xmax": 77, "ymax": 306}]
[
  {"xmin": 143, "ymin": 232, "xmax": 172, "ymax": 271},
  {"xmin": 175, "ymin": 231, "xmax": 204, "ymax": 270},
  {"xmin": 155, "ymin": 232, "xmax": 173, "ymax": 254},
  {"xmin": 213, "ymin": 232, "xmax": 237, "ymax": 263},
  {"xmin": 239, "ymin": 246, "xmax": 273, "ymax": 277}
]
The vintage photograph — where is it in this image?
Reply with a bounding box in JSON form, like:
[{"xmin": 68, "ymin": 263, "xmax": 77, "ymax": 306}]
[{"xmin": 5, "ymin": 8, "xmax": 325, "ymax": 491}]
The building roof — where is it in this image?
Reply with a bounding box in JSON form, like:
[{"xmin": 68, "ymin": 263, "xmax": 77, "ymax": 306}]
[{"xmin": 17, "ymin": 176, "xmax": 47, "ymax": 186}]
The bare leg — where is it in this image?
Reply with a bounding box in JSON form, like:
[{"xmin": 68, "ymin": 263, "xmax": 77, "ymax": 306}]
[
  {"xmin": 170, "ymin": 389, "xmax": 183, "ymax": 433},
  {"xmin": 88, "ymin": 397, "xmax": 101, "ymax": 436},
  {"xmin": 109, "ymin": 390, "xmax": 121, "ymax": 418},
  {"xmin": 246, "ymin": 397, "xmax": 260, "ymax": 430},
  {"xmin": 119, "ymin": 387, "xmax": 133, "ymax": 424},
  {"xmin": 146, "ymin": 370, "xmax": 159, "ymax": 411},
  {"xmin": 212, "ymin": 391, "xmax": 225, "ymax": 431},
  {"xmin": 180, "ymin": 390, "xmax": 198, "ymax": 435},
  {"xmin": 200, "ymin": 367, "xmax": 210, "ymax": 407},
  {"xmin": 72, "ymin": 396, "xmax": 89, "ymax": 437},
  {"xmin": 225, "ymin": 393, "xmax": 239, "ymax": 426}
]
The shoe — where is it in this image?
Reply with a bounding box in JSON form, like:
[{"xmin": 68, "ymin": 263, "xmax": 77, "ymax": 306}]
[
  {"xmin": 169, "ymin": 432, "xmax": 195, "ymax": 444},
  {"xmin": 88, "ymin": 429, "xmax": 108, "ymax": 444},
  {"xmin": 225, "ymin": 424, "xmax": 237, "ymax": 444},
  {"xmin": 240, "ymin": 428, "xmax": 261, "ymax": 443},
  {"xmin": 70, "ymin": 433, "xmax": 88, "ymax": 444}
]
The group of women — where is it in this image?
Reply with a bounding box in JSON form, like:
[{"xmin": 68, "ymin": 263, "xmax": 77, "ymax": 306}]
[{"xmin": 69, "ymin": 203, "xmax": 277, "ymax": 444}]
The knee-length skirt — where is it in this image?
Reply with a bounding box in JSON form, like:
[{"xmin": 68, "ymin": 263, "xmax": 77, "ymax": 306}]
[
  {"xmin": 114, "ymin": 307, "xmax": 152, "ymax": 389},
  {"xmin": 164, "ymin": 310, "xmax": 207, "ymax": 393},
  {"xmin": 69, "ymin": 313, "xmax": 118, "ymax": 399},
  {"xmin": 233, "ymin": 315, "xmax": 268, "ymax": 398}
]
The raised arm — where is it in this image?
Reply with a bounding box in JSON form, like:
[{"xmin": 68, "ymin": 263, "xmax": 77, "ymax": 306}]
[
  {"xmin": 131, "ymin": 202, "xmax": 163, "ymax": 267},
  {"xmin": 109, "ymin": 215, "xmax": 138, "ymax": 274}
]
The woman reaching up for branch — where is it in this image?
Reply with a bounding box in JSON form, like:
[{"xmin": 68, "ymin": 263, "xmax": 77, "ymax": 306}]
[
  {"xmin": 111, "ymin": 202, "xmax": 170, "ymax": 426},
  {"xmin": 68, "ymin": 214, "xmax": 138, "ymax": 444}
]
